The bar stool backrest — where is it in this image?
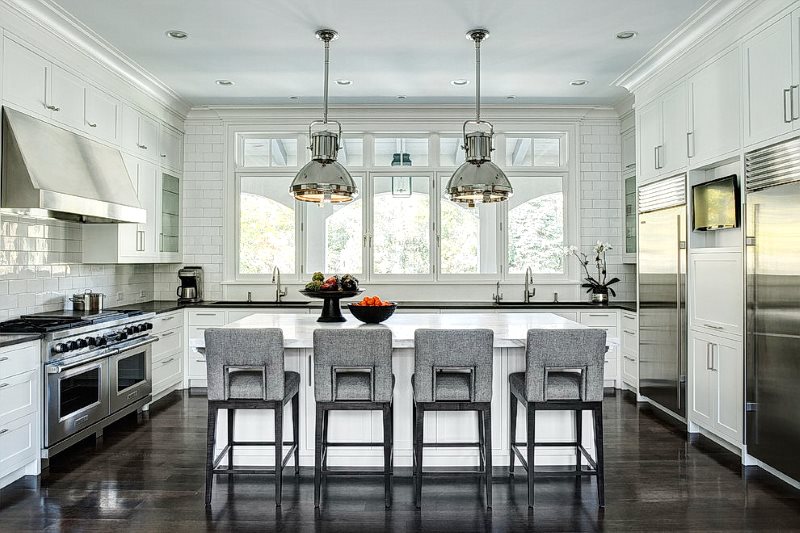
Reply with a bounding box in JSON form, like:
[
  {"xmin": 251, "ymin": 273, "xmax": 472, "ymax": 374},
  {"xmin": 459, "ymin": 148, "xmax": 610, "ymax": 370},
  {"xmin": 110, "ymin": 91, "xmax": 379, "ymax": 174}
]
[
  {"xmin": 525, "ymin": 328, "xmax": 606, "ymax": 402},
  {"xmin": 413, "ymin": 329, "xmax": 494, "ymax": 402},
  {"xmin": 204, "ymin": 328, "xmax": 285, "ymax": 401},
  {"xmin": 313, "ymin": 328, "xmax": 394, "ymax": 402}
]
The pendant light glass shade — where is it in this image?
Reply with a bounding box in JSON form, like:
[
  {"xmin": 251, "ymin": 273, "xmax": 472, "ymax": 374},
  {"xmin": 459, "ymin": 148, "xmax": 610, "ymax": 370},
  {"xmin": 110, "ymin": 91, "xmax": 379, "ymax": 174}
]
[
  {"xmin": 290, "ymin": 29, "xmax": 357, "ymax": 203},
  {"xmin": 446, "ymin": 29, "xmax": 512, "ymax": 205}
]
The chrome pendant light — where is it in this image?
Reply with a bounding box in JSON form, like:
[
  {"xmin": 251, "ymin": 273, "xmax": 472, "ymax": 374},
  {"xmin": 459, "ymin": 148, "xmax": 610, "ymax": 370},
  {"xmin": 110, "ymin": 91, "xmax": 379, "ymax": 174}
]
[
  {"xmin": 290, "ymin": 29, "xmax": 357, "ymax": 204},
  {"xmin": 445, "ymin": 29, "xmax": 512, "ymax": 206}
]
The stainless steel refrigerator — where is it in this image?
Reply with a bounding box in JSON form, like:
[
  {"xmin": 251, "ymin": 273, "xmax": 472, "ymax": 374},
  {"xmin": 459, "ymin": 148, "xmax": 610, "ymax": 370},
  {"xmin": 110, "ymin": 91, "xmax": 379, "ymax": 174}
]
[
  {"xmin": 638, "ymin": 174, "xmax": 687, "ymax": 419},
  {"xmin": 745, "ymin": 138, "xmax": 800, "ymax": 481}
]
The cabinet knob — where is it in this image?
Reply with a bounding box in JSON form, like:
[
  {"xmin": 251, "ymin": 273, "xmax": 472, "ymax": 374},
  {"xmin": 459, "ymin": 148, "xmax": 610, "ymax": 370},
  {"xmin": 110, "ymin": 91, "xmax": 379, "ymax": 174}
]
[
  {"xmin": 46, "ymin": 104, "xmax": 60, "ymax": 111},
  {"xmin": 137, "ymin": 143, "xmax": 148, "ymax": 150},
  {"xmin": 87, "ymin": 122, "xmax": 97, "ymax": 128}
]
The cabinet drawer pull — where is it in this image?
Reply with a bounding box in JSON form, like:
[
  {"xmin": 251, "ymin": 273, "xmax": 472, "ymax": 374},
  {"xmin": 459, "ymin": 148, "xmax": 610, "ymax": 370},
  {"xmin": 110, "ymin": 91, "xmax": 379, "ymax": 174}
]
[
  {"xmin": 703, "ymin": 324, "xmax": 724, "ymax": 330},
  {"xmin": 46, "ymin": 104, "xmax": 60, "ymax": 111},
  {"xmin": 587, "ymin": 313, "xmax": 610, "ymax": 317},
  {"xmin": 161, "ymin": 316, "xmax": 175, "ymax": 321},
  {"xmin": 87, "ymin": 121, "xmax": 97, "ymax": 128},
  {"xmin": 161, "ymin": 331, "xmax": 176, "ymax": 337},
  {"xmin": 0, "ymin": 357, "xmax": 8, "ymax": 362},
  {"xmin": 623, "ymin": 329, "xmax": 636, "ymax": 335},
  {"xmin": 0, "ymin": 428, "xmax": 8, "ymax": 435},
  {"xmin": 195, "ymin": 313, "xmax": 217, "ymax": 316},
  {"xmin": 137, "ymin": 143, "xmax": 148, "ymax": 150},
  {"xmin": 160, "ymin": 357, "xmax": 176, "ymax": 365},
  {"xmin": 195, "ymin": 359, "xmax": 205, "ymax": 363},
  {"xmin": 0, "ymin": 382, "xmax": 8, "ymax": 388}
]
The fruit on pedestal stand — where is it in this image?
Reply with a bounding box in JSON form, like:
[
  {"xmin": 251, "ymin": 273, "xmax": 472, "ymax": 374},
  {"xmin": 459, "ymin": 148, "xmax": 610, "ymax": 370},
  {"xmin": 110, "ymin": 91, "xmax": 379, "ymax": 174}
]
[{"xmin": 312, "ymin": 272, "xmax": 325, "ymax": 282}]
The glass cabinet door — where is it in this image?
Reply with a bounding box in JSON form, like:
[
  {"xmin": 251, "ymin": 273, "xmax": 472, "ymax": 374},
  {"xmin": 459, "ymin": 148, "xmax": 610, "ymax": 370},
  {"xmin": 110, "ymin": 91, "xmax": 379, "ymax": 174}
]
[
  {"xmin": 160, "ymin": 173, "xmax": 180, "ymax": 253},
  {"xmin": 625, "ymin": 175, "xmax": 637, "ymax": 254}
]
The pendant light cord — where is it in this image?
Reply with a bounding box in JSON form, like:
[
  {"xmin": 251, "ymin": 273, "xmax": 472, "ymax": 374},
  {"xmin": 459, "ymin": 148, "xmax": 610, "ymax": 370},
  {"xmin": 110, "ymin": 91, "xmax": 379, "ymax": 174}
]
[{"xmin": 475, "ymin": 36, "xmax": 481, "ymax": 123}]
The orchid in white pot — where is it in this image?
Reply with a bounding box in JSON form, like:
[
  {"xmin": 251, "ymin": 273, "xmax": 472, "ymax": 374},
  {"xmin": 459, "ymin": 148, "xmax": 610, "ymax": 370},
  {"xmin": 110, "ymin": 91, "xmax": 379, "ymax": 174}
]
[{"xmin": 564, "ymin": 241, "xmax": 620, "ymax": 304}]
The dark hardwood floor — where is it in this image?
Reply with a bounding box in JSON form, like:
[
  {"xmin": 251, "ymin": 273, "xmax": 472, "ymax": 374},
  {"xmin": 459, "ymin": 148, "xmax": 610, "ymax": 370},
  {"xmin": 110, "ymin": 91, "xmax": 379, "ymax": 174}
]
[{"xmin": 2, "ymin": 391, "xmax": 800, "ymax": 532}]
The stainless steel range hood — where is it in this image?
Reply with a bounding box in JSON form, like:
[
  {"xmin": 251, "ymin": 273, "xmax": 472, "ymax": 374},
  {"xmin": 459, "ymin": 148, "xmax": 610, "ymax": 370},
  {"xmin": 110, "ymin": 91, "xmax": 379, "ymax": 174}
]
[{"xmin": 1, "ymin": 107, "xmax": 146, "ymax": 224}]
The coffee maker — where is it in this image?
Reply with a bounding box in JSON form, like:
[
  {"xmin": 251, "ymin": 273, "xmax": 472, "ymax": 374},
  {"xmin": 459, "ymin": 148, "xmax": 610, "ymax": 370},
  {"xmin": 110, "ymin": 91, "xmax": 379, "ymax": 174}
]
[{"xmin": 177, "ymin": 266, "xmax": 203, "ymax": 303}]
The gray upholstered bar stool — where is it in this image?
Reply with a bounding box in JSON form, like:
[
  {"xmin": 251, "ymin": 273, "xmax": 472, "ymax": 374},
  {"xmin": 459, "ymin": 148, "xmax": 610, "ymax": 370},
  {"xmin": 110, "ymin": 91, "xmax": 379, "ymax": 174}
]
[
  {"xmin": 203, "ymin": 328, "xmax": 300, "ymax": 508},
  {"xmin": 313, "ymin": 328, "xmax": 394, "ymax": 509},
  {"xmin": 508, "ymin": 328, "xmax": 606, "ymax": 508},
  {"xmin": 412, "ymin": 328, "xmax": 494, "ymax": 509}
]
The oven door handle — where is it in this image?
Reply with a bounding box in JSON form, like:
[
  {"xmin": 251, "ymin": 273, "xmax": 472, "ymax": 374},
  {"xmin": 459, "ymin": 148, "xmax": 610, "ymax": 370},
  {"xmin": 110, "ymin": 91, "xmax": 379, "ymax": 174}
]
[{"xmin": 46, "ymin": 352, "xmax": 112, "ymax": 374}]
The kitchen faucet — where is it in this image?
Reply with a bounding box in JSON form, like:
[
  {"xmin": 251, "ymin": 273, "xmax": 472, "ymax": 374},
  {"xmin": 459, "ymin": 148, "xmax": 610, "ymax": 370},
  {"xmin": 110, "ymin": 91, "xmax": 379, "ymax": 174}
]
[
  {"xmin": 493, "ymin": 281, "xmax": 503, "ymax": 304},
  {"xmin": 272, "ymin": 266, "xmax": 287, "ymax": 303},
  {"xmin": 524, "ymin": 266, "xmax": 536, "ymax": 303}
]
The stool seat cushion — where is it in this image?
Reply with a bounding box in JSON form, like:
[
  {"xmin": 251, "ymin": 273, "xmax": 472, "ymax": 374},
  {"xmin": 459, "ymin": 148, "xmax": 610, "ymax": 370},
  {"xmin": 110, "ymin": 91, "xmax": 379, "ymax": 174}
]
[
  {"xmin": 509, "ymin": 371, "xmax": 582, "ymax": 402},
  {"xmin": 228, "ymin": 370, "xmax": 300, "ymax": 400},
  {"xmin": 412, "ymin": 372, "xmax": 472, "ymax": 402},
  {"xmin": 334, "ymin": 373, "xmax": 396, "ymax": 401}
]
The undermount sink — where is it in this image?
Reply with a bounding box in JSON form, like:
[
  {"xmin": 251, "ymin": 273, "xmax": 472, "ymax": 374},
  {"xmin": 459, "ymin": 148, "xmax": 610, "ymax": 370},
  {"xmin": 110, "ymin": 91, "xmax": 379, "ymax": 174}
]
[{"xmin": 208, "ymin": 300, "xmax": 311, "ymax": 306}]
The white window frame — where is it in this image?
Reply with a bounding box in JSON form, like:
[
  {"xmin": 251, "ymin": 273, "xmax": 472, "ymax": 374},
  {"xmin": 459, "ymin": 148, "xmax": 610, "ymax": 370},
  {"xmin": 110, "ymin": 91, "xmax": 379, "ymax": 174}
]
[
  {"xmin": 235, "ymin": 132, "xmax": 304, "ymax": 170},
  {"xmin": 503, "ymin": 132, "xmax": 569, "ymax": 169}
]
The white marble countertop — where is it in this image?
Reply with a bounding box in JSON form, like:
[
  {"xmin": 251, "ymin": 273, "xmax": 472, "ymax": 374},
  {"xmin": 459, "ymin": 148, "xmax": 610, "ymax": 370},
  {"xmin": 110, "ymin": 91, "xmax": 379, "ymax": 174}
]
[{"xmin": 214, "ymin": 312, "xmax": 587, "ymax": 349}]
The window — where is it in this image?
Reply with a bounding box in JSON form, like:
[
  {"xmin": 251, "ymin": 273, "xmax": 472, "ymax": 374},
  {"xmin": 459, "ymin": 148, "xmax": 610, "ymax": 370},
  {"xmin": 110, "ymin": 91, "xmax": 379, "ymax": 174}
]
[
  {"xmin": 238, "ymin": 175, "xmax": 296, "ymax": 275},
  {"xmin": 374, "ymin": 137, "xmax": 429, "ymax": 166},
  {"xmin": 505, "ymin": 135, "xmax": 564, "ymax": 167},
  {"xmin": 507, "ymin": 176, "xmax": 566, "ymax": 275},
  {"xmin": 339, "ymin": 137, "xmax": 364, "ymax": 166},
  {"xmin": 240, "ymin": 136, "xmax": 298, "ymax": 167},
  {"xmin": 438, "ymin": 177, "xmax": 498, "ymax": 275},
  {"xmin": 305, "ymin": 176, "xmax": 364, "ymax": 274},
  {"xmin": 439, "ymin": 137, "xmax": 462, "ymax": 167},
  {"xmin": 372, "ymin": 175, "xmax": 431, "ymax": 275}
]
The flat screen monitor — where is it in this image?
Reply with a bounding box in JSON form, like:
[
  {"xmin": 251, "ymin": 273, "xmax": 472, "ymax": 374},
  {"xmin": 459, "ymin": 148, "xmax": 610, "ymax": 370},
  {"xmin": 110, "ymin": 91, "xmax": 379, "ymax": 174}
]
[{"xmin": 692, "ymin": 174, "xmax": 740, "ymax": 231}]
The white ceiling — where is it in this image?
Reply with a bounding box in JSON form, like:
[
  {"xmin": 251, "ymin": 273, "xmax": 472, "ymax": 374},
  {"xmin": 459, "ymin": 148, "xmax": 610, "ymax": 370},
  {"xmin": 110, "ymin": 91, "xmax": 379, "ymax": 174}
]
[{"xmin": 51, "ymin": 0, "xmax": 708, "ymax": 106}]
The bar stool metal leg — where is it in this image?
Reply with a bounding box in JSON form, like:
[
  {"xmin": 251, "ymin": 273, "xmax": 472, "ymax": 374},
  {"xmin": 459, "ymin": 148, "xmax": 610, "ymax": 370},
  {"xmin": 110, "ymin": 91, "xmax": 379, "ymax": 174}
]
[
  {"xmin": 274, "ymin": 405, "xmax": 283, "ymax": 507},
  {"xmin": 482, "ymin": 409, "xmax": 492, "ymax": 509},
  {"xmin": 414, "ymin": 403, "xmax": 424, "ymax": 509},
  {"xmin": 205, "ymin": 405, "xmax": 217, "ymax": 507},
  {"xmin": 575, "ymin": 409, "xmax": 582, "ymax": 474},
  {"xmin": 314, "ymin": 404, "xmax": 324, "ymax": 509},
  {"xmin": 292, "ymin": 394, "xmax": 300, "ymax": 476},
  {"xmin": 383, "ymin": 403, "xmax": 392, "ymax": 509},
  {"xmin": 322, "ymin": 410, "xmax": 330, "ymax": 472},
  {"xmin": 509, "ymin": 393, "xmax": 517, "ymax": 477},
  {"xmin": 478, "ymin": 411, "xmax": 485, "ymax": 473},
  {"xmin": 593, "ymin": 405, "xmax": 605, "ymax": 508},
  {"xmin": 227, "ymin": 409, "xmax": 235, "ymax": 477},
  {"xmin": 527, "ymin": 408, "xmax": 536, "ymax": 509}
]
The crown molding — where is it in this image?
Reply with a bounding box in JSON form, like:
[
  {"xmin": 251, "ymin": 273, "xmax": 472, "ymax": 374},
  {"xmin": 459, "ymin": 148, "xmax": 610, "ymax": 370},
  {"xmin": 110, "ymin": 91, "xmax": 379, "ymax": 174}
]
[
  {"xmin": 613, "ymin": 0, "xmax": 755, "ymax": 92},
  {"xmin": 3, "ymin": 0, "xmax": 190, "ymax": 117}
]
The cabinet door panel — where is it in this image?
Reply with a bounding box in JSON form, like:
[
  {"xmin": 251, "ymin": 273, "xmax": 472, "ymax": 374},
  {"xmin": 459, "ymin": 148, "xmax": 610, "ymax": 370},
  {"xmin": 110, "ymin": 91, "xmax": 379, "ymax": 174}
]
[
  {"xmin": 2, "ymin": 38, "xmax": 49, "ymax": 116},
  {"xmin": 85, "ymin": 86, "xmax": 120, "ymax": 143},
  {"xmin": 117, "ymin": 155, "xmax": 141, "ymax": 257},
  {"xmin": 690, "ymin": 49, "xmax": 741, "ymax": 161},
  {"xmin": 690, "ymin": 335, "xmax": 714, "ymax": 428},
  {"xmin": 139, "ymin": 115, "xmax": 159, "ymax": 159},
  {"xmin": 661, "ymin": 84, "xmax": 688, "ymax": 175},
  {"xmin": 743, "ymin": 15, "xmax": 794, "ymax": 146},
  {"xmin": 714, "ymin": 339, "xmax": 743, "ymax": 444},
  {"xmin": 637, "ymin": 100, "xmax": 662, "ymax": 183},
  {"xmin": 621, "ymin": 129, "xmax": 636, "ymax": 171},
  {"xmin": 49, "ymin": 66, "xmax": 85, "ymax": 130},
  {"xmin": 138, "ymin": 160, "xmax": 158, "ymax": 257},
  {"xmin": 690, "ymin": 251, "xmax": 743, "ymax": 335},
  {"xmin": 159, "ymin": 126, "xmax": 183, "ymax": 170}
]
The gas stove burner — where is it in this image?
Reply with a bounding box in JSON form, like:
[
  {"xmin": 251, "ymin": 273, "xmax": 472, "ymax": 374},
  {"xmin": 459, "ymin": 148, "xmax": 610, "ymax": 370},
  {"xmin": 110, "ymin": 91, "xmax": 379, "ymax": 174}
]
[{"xmin": 0, "ymin": 316, "xmax": 87, "ymax": 334}]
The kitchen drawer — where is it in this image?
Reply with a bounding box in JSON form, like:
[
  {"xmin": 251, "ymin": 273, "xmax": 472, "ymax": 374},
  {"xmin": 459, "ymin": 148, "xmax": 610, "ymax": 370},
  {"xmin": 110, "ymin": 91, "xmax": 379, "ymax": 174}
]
[
  {"xmin": 621, "ymin": 326, "xmax": 637, "ymax": 354},
  {"xmin": 0, "ymin": 411, "xmax": 38, "ymax": 479},
  {"xmin": 152, "ymin": 352, "xmax": 182, "ymax": 395},
  {"xmin": 603, "ymin": 356, "xmax": 618, "ymax": 381},
  {"xmin": 187, "ymin": 351, "xmax": 207, "ymax": 379},
  {"xmin": 0, "ymin": 370, "xmax": 38, "ymax": 427},
  {"xmin": 152, "ymin": 311, "xmax": 183, "ymax": 335},
  {"xmin": 153, "ymin": 327, "xmax": 183, "ymax": 358},
  {"xmin": 585, "ymin": 326, "xmax": 618, "ymax": 341},
  {"xmin": 0, "ymin": 343, "xmax": 39, "ymax": 379},
  {"xmin": 580, "ymin": 311, "xmax": 617, "ymax": 328},
  {"xmin": 189, "ymin": 310, "xmax": 226, "ymax": 326},
  {"xmin": 622, "ymin": 353, "xmax": 638, "ymax": 385}
]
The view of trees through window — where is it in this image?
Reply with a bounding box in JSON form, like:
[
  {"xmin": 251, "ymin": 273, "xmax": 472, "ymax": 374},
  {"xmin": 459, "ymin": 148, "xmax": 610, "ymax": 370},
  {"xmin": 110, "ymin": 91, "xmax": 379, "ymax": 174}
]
[
  {"xmin": 239, "ymin": 176, "xmax": 295, "ymax": 274},
  {"xmin": 508, "ymin": 191, "xmax": 564, "ymax": 274},
  {"xmin": 324, "ymin": 199, "xmax": 362, "ymax": 273}
]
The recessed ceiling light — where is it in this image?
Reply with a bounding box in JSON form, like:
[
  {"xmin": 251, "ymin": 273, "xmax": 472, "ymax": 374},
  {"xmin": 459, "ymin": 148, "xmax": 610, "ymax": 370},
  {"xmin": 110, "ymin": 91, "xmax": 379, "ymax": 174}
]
[
  {"xmin": 451, "ymin": 79, "xmax": 470, "ymax": 86},
  {"xmin": 165, "ymin": 30, "xmax": 188, "ymax": 40},
  {"xmin": 215, "ymin": 79, "xmax": 234, "ymax": 86},
  {"xmin": 335, "ymin": 79, "xmax": 352, "ymax": 86},
  {"xmin": 616, "ymin": 31, "xmax": 638, "ymax": 40},
  {"xmin": 570, "ymin": 79, "xmax": 589, "ymax": 86}
]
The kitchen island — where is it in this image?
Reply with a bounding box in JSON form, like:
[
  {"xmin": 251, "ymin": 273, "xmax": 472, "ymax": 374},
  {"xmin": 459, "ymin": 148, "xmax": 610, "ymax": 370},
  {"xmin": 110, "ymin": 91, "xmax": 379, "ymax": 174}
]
[{"xmin": 203, "ymin": 312, "xmax": 604, "ymax": 469}]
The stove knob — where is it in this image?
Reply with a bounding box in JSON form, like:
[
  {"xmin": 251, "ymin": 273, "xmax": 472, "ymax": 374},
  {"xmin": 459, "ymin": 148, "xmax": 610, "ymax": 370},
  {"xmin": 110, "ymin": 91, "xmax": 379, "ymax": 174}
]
[
  {"xmin": 97, "ymin": 337, "xmax": 107, "ymax": 346},
  {"xmin": 125, "ymin": 326, "xmax": 134, "ymax": 335},
  {"xmin": 118, "ymin": 332, "xmax": 128, "ymax": 341},
  {"xmin": 76, "ymin": 338, "xmax": 88, "ymax": 348},
  {"xmin": 87, "ymin": 337, "xmax": 97, "ymax": 346},
  {"xmin": 145, "ymin": 322, "xmax": 153, "ymax": 330},
  {"xmin": 66, "ymin": 340, "xmax": 78, "ymax": 350},
  {"xmin": 53, "ymin": 343, "xmax": 68, "ymax": 353}
]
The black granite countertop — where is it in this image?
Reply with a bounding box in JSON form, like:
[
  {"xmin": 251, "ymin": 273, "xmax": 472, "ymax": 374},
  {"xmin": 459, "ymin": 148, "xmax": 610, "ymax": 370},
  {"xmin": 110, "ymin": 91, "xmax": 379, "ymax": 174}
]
[
  {"xmin": 109, "ymin": 300, "xmax": 637, "ymax": 315},
  {"xmin": 0, "ymin": 333, "xmax": 43, "ymax": 348}
]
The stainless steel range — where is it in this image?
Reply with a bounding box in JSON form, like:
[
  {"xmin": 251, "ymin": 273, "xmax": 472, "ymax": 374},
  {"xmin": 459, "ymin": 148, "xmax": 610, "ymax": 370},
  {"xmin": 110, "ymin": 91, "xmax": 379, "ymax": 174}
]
[{"xmin": 0, "ymin": 310, "xmax": 156, "ymax": 461}]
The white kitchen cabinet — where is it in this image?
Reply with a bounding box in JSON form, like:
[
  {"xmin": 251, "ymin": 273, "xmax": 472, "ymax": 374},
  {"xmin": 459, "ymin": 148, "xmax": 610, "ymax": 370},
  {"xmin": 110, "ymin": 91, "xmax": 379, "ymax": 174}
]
[
  {"xmin": 743, "ymin": 14, "xmax": 794, "ymax": 146},
  {"xmin": 122, "ymin": 105, "xmax": 159, "ymax": 160},
  {"xmin": 621, "ymin": 311, "xmax": 638, "ymax": 388},
  {"xmin": 637, "ymin": 84, "xmax": 688, "ymax": 182},
  {"xmin": 82, "ymin": 156, "xmax": 159, "ymax": 263},
  {"xmin": 150, "ymin": 310, "xmax": 184, "ymax": 402},
  {"xmin": 689, "ymin": 330, "xmax": 743, "ymax": 446},
  {"xmin": 2, "ymin": 37, "xmax": 50, "ymax": 117},
  {"xmin": 84, "ymin": 86, "xmax": 120, "ymax": 144},
  {"xmin": 159, "ymin": 125, "xmax": 183, "ymax": 171},
  {"xmin": 688, "ymin": 48, "xmax": 741, "ymax": 162},
  {"xmin": 0, "ymin": 341, "xmax": 41, "ymax": 489},
  {"xmin": 579, "ymin": 311, "xmax": 620, "ymax": 387},
  {"xmin": 621, "ymin": 128, "xmax": 636, "ymax": 171},
  {"xmin": 49, "ymin": 65, "xmax": 85, "ymax": 131},
  {"xmin": 689, "ymin": 250, "xmax": 743, "ymax": 337},
  {"xmin": 158, "ymin": 172, "xmax": 181, "ymax": 261}
]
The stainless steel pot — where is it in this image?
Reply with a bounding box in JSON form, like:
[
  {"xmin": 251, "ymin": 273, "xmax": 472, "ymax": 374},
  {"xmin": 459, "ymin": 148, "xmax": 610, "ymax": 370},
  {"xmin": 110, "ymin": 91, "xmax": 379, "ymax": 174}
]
[{"xmin": 71, "ymin": 290, "xmax": 105, "ymax": 313}]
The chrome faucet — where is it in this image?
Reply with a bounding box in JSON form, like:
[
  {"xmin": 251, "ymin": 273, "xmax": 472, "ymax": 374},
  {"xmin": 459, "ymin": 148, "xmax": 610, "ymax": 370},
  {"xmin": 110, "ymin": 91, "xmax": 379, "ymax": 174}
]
[
  {"xmin": 272, "ymin": 266, "xmax": 287, "ymax": 303},
  {"xmin": 524, "ymin": 266, "xmax": 536, "ymax": 303},
  {"xmin": 493, "ymin": 281, "xmax": 503, "ymax": 304}
]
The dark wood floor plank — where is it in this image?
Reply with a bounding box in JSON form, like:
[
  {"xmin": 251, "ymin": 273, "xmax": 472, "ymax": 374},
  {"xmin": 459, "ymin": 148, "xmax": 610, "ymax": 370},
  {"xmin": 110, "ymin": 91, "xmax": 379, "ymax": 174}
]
[{"xmin": 1, "ymin": 391, "xmax": 799, "ymax": 531}]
